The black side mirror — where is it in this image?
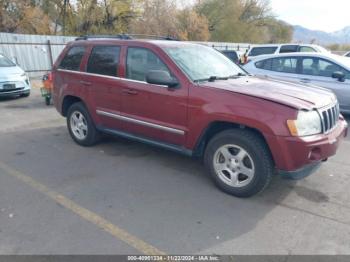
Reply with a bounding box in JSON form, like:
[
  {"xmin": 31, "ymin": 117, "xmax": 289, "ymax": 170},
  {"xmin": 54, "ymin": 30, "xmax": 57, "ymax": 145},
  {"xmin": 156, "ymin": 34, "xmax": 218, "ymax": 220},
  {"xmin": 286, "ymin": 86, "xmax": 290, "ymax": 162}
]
[
  {"xmin": 146, "ymin": 70, "xmax": 179, "ymax": 88},
  {"xmin": 332, "ymin": 71, "xmax": 345, "ymax": 82}
]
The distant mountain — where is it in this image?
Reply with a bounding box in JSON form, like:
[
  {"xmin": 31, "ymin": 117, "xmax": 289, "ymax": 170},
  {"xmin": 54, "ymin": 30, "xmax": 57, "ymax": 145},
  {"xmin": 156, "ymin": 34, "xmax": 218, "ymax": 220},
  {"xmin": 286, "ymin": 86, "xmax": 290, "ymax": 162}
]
[{"xmin": 293, "ymin": 25, "xmax": 350, "ymax": 45}]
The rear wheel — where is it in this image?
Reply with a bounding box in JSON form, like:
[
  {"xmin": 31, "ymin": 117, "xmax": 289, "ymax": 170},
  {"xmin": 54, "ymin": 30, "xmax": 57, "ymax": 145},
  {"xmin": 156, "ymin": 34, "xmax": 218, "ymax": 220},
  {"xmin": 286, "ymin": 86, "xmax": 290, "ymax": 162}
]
[
  {"xmin": 204, "ymin": 129, "xmax": 274, "ymax": 197},
  {"xmin": 67, "ymin": 102, "xmax": 100, "ymax": 146}
]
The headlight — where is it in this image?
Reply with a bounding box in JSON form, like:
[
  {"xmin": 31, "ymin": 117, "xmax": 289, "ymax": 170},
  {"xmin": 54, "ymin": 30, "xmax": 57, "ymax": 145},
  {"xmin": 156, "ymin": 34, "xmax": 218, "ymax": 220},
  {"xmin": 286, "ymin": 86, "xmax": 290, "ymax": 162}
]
[{"xmin": 287, "ymin": 110, "xmax": 322, "ymax": 136}]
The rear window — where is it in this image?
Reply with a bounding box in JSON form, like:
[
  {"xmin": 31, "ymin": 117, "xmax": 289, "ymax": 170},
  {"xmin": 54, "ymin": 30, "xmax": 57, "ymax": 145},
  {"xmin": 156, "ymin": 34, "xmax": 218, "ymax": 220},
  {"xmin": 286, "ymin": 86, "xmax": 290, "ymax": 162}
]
[
  {"xmin": 255, "ymin": 59, "xmax": 272, "ymax": 70},
  {"xmin": 249, "ymin": 47, "xmax": 278, "ymax": 56},
  {"xmin": 271, "ymin": 57, "xmax": 298, "ymax": 73},
  {"xmin": 279, "ymin": 45, "xmax": 298, "ymax": 53},
  {"xmin": 59, "ymin": 46, "xmax": 85, "ymax": 71},
  {"xmin": 87, "ymin": 46, "xmax": 120, "ymax": 77}
]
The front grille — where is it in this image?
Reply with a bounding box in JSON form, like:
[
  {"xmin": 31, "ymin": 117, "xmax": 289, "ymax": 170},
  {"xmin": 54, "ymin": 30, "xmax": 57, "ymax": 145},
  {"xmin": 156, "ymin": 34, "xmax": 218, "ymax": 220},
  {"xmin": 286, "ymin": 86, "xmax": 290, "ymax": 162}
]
[
  {"xmin": 0, "ymin": 87, "xmax": 24, "ymax": 93},
  {"xmin": 319, "ymin": 103, "xmax": 340, "ymax": 133}
]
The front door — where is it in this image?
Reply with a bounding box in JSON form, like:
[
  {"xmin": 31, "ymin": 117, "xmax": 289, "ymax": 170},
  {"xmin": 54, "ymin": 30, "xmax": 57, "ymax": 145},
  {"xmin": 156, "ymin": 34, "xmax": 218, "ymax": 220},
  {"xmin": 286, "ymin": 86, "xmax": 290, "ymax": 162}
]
[
  {"xmin": 299, "ymin": 57, "xmax": 350, "ymax": 112},
  {"xmin": 118, "ymin": 47, "xmax": 188, "ymax": 146}
]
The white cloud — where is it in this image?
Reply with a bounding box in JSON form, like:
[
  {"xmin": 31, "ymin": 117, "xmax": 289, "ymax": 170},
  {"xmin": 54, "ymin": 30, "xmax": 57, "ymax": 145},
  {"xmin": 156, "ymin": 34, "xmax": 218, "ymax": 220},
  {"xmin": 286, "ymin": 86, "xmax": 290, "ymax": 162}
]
[{"xmin": 270, "ymin": 0, "xmax": 349, "ymax": 32}]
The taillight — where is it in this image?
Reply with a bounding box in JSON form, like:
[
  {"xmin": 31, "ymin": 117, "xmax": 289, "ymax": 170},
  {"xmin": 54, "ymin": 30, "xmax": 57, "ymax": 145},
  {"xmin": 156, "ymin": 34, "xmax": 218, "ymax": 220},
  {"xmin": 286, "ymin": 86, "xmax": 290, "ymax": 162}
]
[{"xmin": 47, "ymin": 72, "xmax": 53, "ymax": 82}]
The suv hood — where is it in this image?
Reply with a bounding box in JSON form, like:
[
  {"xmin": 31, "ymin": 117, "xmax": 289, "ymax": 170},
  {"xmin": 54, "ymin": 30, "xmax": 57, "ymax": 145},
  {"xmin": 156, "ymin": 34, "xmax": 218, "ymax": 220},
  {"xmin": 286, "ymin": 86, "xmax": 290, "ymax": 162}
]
[{"xmin": 200, "ymin": 76, "xmax": 336, "ymax": 110}]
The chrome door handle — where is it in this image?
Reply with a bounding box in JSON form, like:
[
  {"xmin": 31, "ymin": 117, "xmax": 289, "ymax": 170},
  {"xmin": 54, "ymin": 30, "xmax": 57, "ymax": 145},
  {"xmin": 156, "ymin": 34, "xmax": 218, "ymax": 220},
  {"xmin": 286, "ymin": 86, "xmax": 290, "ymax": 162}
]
[
  {"xmin": 79, "ymin": 80, "xmax": 92, "ymax": 86},
  {"xmin": 122, "ymin": 89, "xmax": 138, "ymax": 95}
]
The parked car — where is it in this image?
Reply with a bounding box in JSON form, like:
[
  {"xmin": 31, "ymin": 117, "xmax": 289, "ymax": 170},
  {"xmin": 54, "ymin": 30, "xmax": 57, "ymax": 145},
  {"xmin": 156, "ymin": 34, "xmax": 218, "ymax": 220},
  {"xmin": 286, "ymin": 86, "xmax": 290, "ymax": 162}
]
[
  {"xmin": 344, "ymin": 51, "xmax": 350, "ymax": 57},
  {"xmin": 0, "ymin": 53, "xmax": 30, "ymax": 98},
  {"xmin": 220, "ymin": 50, "xmax": 242, "ymax": 64},
  {"xmin": 52, "ymin": 36, "xmax": 347, "ymax": 197},
  {"xmin": 243, "ymin": 52, "xmax": 350, "ymax": 114},
  {"xmin": 247, "ymin": 44, "xmax": 329, "ymax": 59}
]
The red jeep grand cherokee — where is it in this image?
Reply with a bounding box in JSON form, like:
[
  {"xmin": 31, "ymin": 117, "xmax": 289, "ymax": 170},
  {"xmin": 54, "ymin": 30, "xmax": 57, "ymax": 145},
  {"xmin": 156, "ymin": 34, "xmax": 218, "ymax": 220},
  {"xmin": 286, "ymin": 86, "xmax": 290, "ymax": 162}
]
[{"xmin": 52, "ymin": 36, "xmax": 348, "ymax": 197}]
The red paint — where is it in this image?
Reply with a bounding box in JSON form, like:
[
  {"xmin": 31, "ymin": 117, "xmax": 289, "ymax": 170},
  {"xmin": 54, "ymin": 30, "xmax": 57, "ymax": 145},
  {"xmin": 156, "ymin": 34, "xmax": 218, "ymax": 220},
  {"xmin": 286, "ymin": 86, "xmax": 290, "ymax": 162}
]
[{"xmin": 52, "ymin": 39, "xmax": 348, "ymax": 172}]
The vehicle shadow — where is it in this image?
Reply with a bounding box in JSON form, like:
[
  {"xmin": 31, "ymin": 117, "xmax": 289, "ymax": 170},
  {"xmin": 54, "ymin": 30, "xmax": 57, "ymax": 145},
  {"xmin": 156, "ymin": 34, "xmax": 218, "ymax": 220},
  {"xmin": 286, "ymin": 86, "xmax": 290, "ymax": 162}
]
[
  {"xmin": 77, "ymin": 134, "xmax": 298, "ymax": 253},
  {"xmin": 3, "ymin": 126, "xmax": 298, "ymax": 254}
]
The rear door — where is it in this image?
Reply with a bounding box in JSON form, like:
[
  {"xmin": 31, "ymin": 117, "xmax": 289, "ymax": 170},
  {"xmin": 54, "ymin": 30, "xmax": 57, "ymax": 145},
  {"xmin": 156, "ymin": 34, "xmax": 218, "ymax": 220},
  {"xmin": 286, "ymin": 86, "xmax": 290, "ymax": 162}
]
[
  {"xmin": 299, "ymin": 57, "xmax": 350, "ymax": 111},
  {"xmin": 253, "ymin": 56, "xmax": 301, "ymax": 83},
  {"xmin": 118, "ymin": 46, "xmax": 188, "ymax": 146},
  {"xmin": 82, "ymin": 44, "xmax": 124, "ymax": 130}
]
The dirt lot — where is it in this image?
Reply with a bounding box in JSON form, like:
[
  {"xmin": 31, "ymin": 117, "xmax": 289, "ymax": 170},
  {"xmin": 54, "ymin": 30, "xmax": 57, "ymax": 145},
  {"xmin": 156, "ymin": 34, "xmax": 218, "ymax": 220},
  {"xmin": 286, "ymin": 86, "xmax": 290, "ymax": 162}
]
[{"xmin": 0, "ymin": 86, "xmax": 350, "ymax": 255}]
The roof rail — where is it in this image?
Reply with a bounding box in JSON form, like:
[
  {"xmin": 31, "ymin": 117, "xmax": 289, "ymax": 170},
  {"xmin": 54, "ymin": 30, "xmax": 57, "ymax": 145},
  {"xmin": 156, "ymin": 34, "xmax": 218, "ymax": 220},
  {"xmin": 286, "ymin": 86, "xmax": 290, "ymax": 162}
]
[
  {"xmin": 75, "ymin": 34, "xmax": 178, "ymax": 41},
  {"xmin": 128, "ymin": 34, "xmax": 179, "ymax": 41},
  {"xmin": 75, "ymin": 34, "xmax": 132, "ymax": 41}
]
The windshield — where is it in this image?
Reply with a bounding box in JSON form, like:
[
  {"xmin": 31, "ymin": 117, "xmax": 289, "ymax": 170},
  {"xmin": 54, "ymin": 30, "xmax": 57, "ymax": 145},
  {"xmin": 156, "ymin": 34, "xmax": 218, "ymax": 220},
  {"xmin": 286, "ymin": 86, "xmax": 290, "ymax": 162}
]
[
  {"xmin": 163, "ymin": 44, "xmax": 246, "ymax": 82},
  {"xmin": 0, "ymin": 55, "xmax": 15, "ymax": 67}
]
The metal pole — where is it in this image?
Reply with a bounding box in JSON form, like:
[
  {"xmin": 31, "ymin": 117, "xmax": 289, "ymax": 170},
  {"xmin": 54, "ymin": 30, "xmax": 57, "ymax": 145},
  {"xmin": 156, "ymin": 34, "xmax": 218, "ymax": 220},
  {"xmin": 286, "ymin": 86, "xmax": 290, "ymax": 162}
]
[{"xmin": 47, "ymin": 40, "xmax": 54, "ymax": 70}]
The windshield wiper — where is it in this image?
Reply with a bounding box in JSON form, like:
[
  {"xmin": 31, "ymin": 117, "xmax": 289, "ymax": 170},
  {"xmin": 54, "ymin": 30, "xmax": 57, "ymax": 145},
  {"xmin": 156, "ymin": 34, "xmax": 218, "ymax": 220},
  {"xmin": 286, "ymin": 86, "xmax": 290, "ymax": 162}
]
[
  {"xmin": 228, "ymin": 73, "xmax": 247, "ymax": 78},
  {"xmin": 194, "ymin": 73, "xmax": 248, "ymax": 83},
  {"xmin": 194, "ymin": 76, "xmax": 229, "ymax": 83}
]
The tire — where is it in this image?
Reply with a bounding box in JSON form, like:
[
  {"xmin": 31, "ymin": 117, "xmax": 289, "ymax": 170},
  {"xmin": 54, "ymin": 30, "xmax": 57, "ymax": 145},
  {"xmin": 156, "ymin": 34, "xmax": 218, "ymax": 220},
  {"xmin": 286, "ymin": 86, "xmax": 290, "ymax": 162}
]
[
  {"xmin": 204, "ymin": 129, "xmax": 274, "ymax": 198},
  {"xmin": 45, "ymin": 96, "xmax": 51, "ymax": 106},
  {"xmin": 66, "ymin": 102, "xmax": 100, "ymax": 146},
  {"xmin": 20, "ymin": 92, "xmax": 30, "ymax": 98}
]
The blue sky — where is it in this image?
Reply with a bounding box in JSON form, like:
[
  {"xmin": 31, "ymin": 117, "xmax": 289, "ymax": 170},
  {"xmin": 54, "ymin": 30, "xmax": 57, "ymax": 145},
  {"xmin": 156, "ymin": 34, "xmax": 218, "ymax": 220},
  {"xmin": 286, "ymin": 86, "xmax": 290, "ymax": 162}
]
[{"xmin": 270, "ymin": 0, "xmax": 349, "ymax": 32}]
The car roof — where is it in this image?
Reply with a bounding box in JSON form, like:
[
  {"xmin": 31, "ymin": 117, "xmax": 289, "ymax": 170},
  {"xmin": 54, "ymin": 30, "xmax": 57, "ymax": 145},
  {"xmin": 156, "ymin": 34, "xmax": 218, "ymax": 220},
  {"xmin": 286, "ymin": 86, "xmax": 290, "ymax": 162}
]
[
  {"xmin": 249, "ymin": 43, "xmax": 318, "ymax": 48},
  {"xmin": 249, "ymin": 52, "xmax": 350, "ymax": 70},
  {"xmin": 69, "ymin": 38, "xmax": 200, "ymax": 49}
]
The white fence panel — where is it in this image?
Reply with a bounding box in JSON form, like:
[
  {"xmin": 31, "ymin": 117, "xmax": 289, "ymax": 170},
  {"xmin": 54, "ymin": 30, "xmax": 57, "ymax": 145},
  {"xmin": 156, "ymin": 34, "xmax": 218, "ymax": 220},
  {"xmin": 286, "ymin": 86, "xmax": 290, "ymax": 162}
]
[
  {"xmin": 0, "ymin": 32, "xmax": 75, "ymax": 77},
  {"xmin": 0, "ymin": 33, "xmax": 250, "ymax": 78}
]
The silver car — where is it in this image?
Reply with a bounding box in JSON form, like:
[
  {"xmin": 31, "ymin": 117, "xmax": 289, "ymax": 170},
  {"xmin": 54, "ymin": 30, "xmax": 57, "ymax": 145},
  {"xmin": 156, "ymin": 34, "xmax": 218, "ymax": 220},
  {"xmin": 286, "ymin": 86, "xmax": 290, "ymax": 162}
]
[
  {"xmin": 243, "ymin": 52, "xmax": 350, "ymax": 114},
  {"xmin": 0, "ymin": 54, "xmax": 31, "ymax": 98}
]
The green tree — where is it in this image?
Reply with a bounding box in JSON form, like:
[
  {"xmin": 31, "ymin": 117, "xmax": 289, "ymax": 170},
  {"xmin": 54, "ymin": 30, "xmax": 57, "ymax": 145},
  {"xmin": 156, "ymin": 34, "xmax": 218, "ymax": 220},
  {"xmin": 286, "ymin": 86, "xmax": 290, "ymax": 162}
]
[
  {"xmin": 196, "ymin": 0, "xmax": 293, "ymax": 43},
  {"xmin": 177, "ymin": 8, "xmax": 210, "ymax": 41}
]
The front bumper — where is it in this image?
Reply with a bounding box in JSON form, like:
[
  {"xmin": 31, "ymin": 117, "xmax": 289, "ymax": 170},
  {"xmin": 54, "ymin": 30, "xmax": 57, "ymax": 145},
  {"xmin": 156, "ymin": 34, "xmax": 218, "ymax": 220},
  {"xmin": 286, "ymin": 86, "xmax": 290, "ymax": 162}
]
[
  {"xmin": 268, "ymin": 117, "xmax": 348, "ymax": 176},
  {"xmin": 0, "ymin": 80, "xmax": 31, "ymax": 97},
  {"xmin": 279, "ymin": 162, "xmax": 322, "ymax": 180}
]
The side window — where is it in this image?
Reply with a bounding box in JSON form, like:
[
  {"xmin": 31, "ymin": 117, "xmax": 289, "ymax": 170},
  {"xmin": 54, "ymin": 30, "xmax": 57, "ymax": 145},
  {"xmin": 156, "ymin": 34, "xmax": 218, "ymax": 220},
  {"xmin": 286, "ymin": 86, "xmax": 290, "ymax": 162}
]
[
  {"xmin": 59, "ymin": 46, "xmax": 85, "ymax": 71},
  {"xmin": 249, "ymin": 47, "xmax": 278, "ymax": 56},
  {"xmin": 87, "ymin": 46, "xmax": 120, "ymax": 77},
  {"xmin": 271, "ymin": 57, "xmax": 298, "ymax": 73},
  {"xmin": 299, "ymin": 46, "xmax": 316, "ymax": 52},
  {"xmin": 301, "ymin": 58, "xmax": 344, "ymax": 77},
  {"xmin": 346, "ymin": 52, "xmax": 350, "ymax": 57},
  {"xmin": 126, "ymin": 47, "xmax": 170, "ymax": 82},
  {"xmin": 255, "ymin": 59, "xmax": 272, "ymax": 70},
  {"xmin": 279, "ymin": 45, "xmax": 298, "ymax": 53}
]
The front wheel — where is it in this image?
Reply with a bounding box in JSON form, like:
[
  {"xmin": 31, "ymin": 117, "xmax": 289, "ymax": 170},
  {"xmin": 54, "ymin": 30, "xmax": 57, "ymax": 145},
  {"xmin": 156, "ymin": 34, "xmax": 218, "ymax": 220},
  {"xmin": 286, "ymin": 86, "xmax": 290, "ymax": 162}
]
[
  {"xmin": 67, "ymin": 102, "xmax": 100, "ymax": 146},
  {"xmin": 20, "ymin": 92, "xmax": 30, "ymax": 98},
  {"xmin": 204, "ymin": 129, "xmax": 274, "ymax": 198}
]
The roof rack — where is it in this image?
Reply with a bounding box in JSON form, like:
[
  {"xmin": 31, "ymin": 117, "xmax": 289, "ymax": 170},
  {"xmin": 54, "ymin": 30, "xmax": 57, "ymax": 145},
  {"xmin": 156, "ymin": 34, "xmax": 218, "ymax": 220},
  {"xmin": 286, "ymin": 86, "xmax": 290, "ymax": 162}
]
[
  {"xmin": 128, "ymin": 34, "xmax": 179, "ymax": 41},
  {"xmin": 75, "ymin": 34, "xmax": 132, "ymax": 41},
  {"xmin": 75, "ymin": 34, "xmax": 178, "ymax": 41}
]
